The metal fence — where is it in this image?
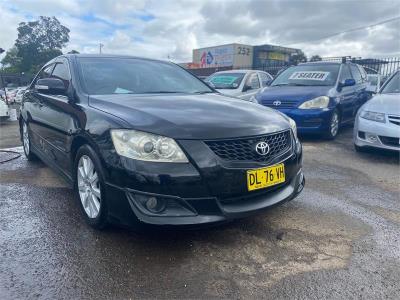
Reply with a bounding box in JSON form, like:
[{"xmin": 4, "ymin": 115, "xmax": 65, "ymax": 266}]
[
  {"xmin": 254, "ymin": 56, "xmax": 400, "ymax": 78},
  {"xmin": 188, "ymin": 56, "xmax": 400, "ymax": 78}
]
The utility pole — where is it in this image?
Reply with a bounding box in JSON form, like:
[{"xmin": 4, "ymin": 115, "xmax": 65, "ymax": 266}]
[{"xmin": 99, "ymin": 43, "xmax": 104, "ymax": 54}]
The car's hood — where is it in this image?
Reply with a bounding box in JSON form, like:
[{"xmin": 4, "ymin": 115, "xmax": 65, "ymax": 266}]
[
  {"xmin": 89, "ymin": 93, "xmax": 289, "ymax": 139},
  {"xmin": 215, "ymin": 89, "xmax": 240, "ymax": 96},
  {"xmin": 361, "ymin": 93, "xmax": 400, "ymax": 114},
  {"xmin": 257, "ymin": 85, "xmax": 333, "ymax": 105}
]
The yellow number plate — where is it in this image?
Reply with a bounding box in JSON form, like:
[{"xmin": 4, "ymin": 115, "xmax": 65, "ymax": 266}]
[{"xmin": 247, "ymin": 163, "xmax": 285, "ymax": 191}]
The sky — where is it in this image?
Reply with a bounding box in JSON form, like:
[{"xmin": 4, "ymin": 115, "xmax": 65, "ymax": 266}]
[{"xmin": 0, "ymin": 0, "xmax": 399, "ymax": 63}]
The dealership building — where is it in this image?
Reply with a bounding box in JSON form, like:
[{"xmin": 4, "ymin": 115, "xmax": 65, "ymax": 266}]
[{"xmin": 185, "ymin": 43, "xmax": 301, "ymax": 76}]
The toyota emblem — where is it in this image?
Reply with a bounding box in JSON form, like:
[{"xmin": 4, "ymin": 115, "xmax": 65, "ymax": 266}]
[
  {"xmin": 255, "ymin": 141, "xmax": 270, "ymax": 156},
  {"xmin": 273, "ymin": 100, "xmax": 281, "ymax": 106}
]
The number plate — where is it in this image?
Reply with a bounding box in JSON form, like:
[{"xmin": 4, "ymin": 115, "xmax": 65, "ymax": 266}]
[{"xmin": 247, "ymin": 163, "xmax": 285, "ymax": 191}]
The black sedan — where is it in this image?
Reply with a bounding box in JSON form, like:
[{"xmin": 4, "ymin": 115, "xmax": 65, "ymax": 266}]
[{"xmin": 19, "ymin": 54, "xmax": 304, "ymax": 229}]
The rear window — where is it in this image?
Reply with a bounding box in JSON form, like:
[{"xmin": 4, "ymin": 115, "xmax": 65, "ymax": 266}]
[
  {"xmin": 271, "ymin": 64, "xmax": 340, "ymax": 87},
  {"xmin": 206, "ymin": 73, "xmax": 245, "ymax": 89}
]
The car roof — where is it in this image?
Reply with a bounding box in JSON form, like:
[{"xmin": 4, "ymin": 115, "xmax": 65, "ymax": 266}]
[{"xmin": 214, "ymin": 69, "xmax": 263, "ymax": 74}]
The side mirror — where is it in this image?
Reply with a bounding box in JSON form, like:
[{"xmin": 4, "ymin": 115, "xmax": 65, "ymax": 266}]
[
  {"xmin": 340, "ymin": 78, "xmax": 356, "ymax": 88},
  {"xmin": 265, "ymin": 79, "xmax": 272, "ymax": 86},
  {"xmin": 242, "ymin": 84, "xmax": 251, "ymax": 92},
  {"xmin": 35, "ymin": 78, "xmax": 66, "ymax": 95}
]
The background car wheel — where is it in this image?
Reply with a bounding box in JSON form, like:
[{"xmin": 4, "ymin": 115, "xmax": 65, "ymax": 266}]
[
  {"xmin": 21, "ymin": 120, "xmax": 38, "ymax": 161},
  {"xmin": 74, "ymin": 144, "xmax": 108, "ymax": 229},
  {"xmin": 324, "ymin": 109, "xmax": 340, "ymax": 140}
]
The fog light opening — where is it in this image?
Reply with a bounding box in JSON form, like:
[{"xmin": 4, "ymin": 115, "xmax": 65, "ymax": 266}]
[
  {"xmin": 366, "ymin": 133, "xmax": 378, "ymax": 143},
  {"xmin": 145, "ymin": 197, "xmax": 166, "ymax": 213}
]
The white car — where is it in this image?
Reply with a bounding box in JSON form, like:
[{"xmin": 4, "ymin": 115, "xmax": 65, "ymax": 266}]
[
  {"xmin": 354, "ymin": 70, "xmax": 399, "ymax": 152},
  {"xmin": 0, "ymin": 99, "xmax": 9, "ymax": 120},
  {"xmin": 14, "ymin": 86, "xmax": 28, "ymax": 103},
  {"xmin": 206, "ymin": 70, "xmax": 273, "ymax": 101}
]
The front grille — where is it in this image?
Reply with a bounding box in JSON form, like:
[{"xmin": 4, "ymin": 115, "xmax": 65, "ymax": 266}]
[
  {"xmin": 379, "ymin": 136, "xmax": 400, "ymax": 147},
  {"xmin": 388, "ymin": 115, "xmax": 400, "ymax": 126},
  {"xmin": 260, "ymin": 99, "xmax": 298, "ymax": 109},
  {"xmin": 205, "ymin": 130, "xmax": 292, "ymax": 162}
]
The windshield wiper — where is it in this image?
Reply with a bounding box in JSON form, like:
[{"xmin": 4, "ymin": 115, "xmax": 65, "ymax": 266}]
[
  {"xmin": 192, "ymin": 91, "xmax": 215, "ymax": 94},
  {"xmin": 141, "ymin": 91, "xmax": 182, "ymax": 94},
  {"xmin": 272, "ymin": 83, "xmax": 309, "ymax": 87}
]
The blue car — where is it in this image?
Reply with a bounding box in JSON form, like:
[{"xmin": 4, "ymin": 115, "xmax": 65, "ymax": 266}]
[{"xmin": 253, "ymin": 61, "xmax": 369, "ymax": 139}]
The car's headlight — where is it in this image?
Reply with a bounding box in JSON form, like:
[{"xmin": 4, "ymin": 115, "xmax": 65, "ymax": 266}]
[
  {"xmin": 360, "ymin": 111, "xmax": 386, "ymax": 123},
  {"xmin": 298, "ymin": 96, "xmax": 329, "ymax": 109},
  {"xmin": 288, "ymin": 117, "xmax": 298, "ymax": 141},
  {"xmin": 111, "ymin": 129, "xmax": 189, "ymax": 163}
]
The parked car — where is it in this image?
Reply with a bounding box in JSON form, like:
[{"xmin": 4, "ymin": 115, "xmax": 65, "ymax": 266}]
[
  {"xmin": 5, "ymin": 87, "xmax": 17, "ymax": 102},
  {"xmin": 14, "ymin": 86, "xmax": 28, "ymax": 103},
  {"xmin": 0, "ymin": 99, "xmax": 9, "ymax": 120},
  {"xmin": 366, "ymin": 74, "xmax": 381, "ymax": 94},
  {"xmin": 20, "ymin": 54, "xmax": 304, "ymax": 229},
  {"xmin": 354, "ymin": 70, "xmax": 399, "ymax": 152},
  {"xmin": 206, "ymin": 70, "xmax": 273, "ymax": 101},
  {"xmin": 253, "ymin": 61, "xmax": 369, "ymax": 139}
]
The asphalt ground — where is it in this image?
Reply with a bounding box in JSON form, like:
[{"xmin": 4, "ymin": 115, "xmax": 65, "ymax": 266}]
[{"xmin": 0, "ymin": 120, "xmax": 399, "ymax": 299}]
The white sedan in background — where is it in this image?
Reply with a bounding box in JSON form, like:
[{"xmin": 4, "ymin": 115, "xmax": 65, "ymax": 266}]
[
  {"xmin": 206, "ymin": 70, "xmax": 273, "ymax": 101},
  {"xmin": 14, "ymin": 86, "xmax": 28, "ymax": 103},
  {"xmin": 0, "ymin": 99, "xmax": 9, "ymax": 120},
  {"xmin": 354, "ymin": 70, "xmax": 399, "ymax": 152}
]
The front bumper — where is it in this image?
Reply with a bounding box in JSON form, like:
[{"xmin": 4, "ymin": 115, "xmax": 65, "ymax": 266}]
[
  {"xmin": 101, "ymin": 137, "xmax": 304, "ymax": 226},
  {"xmin": 275, "ymin": 108, "xmax": 334, "ymax": 134},
  {"xmin": 105, "ymin": 169, "xmax": 304, "ymax": 226},
  {"xmin": 354, "ymin": 116, "xmax": 400, "ymax": 151}
]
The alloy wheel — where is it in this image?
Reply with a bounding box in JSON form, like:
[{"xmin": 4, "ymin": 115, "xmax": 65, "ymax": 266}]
[
  {"xmin": 330, "ymin": 112, "xmax": 339, "ymax": 137},
  {"xmin": 77, "ymin": 155, "xmax": 101, "ymax": 219},
  {"xmin": 23, "ymin": 122, "xmax": 30, "ymax": 155}
]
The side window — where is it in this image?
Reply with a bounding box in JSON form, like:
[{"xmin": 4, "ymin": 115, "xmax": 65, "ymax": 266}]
[
  {"xmin": 357, "ymin": 65, "xmax": 367, "ymax": 82},
  {"xmin": 245, "ymin": 73, "xmax": 260, "ymax": 90},
  {"xmin": 350, "ymin": 65, "xmax": 362, "ymax": 84},
  {"xmin": 339, "ymin": 65, "xmax": 352, "ymax": 82},
  {"xmin": 259, "ymin": 72, "xmax": 272, "ymax": 87},
  {"xmin": 34, "ymin": 64, "xmax": 54, "ymax": 85},
  {"xmin": 51, "ymin": 62, "xmax": 70, "ymax": 88}
]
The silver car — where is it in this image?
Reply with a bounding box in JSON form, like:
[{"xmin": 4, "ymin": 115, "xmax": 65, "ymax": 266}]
[
  {"xmin": 354, "ymin": 70, "xmax": 400, "ymax": 152},
  {"xmin": 206, "ymin": 70, "xmax": 273, "ymax": 101}
]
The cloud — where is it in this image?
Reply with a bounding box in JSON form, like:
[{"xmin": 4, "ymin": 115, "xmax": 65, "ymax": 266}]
[{"xmin": 0, "ymin": 0, "xmax": 399, "ymax": 64}]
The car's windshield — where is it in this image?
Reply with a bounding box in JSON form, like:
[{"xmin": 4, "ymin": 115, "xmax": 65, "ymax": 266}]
[
  {"xmin": 271, "ymin": 64, "xmax": 340, "ymax": 87},
  {"xmin": 381, "ymin": 72, "xmax": 400, "ymax": 94},
  {"xmin": 78, "ymin": 57, "xmax": 213, "ymax": 95},
  {"xmin": 206, "ymin": 73, "xmax": 245, "ymax": 89}
]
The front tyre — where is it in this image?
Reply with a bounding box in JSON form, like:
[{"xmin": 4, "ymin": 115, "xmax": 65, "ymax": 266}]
[
  {"xmin": 22, "ymin": 120, "xmax": 38, "ymax": 161},
  {"xmin": 324, "ymin": 109, "xmax": 340, "ymax": 140},
  {"xmin": 74, "ymin": 145, "xmax": 108, "ymax": 229}
]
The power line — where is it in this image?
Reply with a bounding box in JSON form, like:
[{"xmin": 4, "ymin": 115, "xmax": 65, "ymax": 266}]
[{"xmin": 288, "ymin": 16, "xmax": 400, "ymax": 46}]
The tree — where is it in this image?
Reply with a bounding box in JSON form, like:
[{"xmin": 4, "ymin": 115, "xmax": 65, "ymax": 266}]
[
  {"xmin": 290, "ymin": 50, "xmax": 307, "ymax": 65},
  {"xmin": 67, "ymin": 50, "xmax": 80, "ymax": 54},
  {"xmin": 0, "ymin": 47, "xmax": 22, "ymax": 72},
  {"xmin": 310, "ymin": 55, "xmax": 322, "ymax": 62},
  {"xmin": 1, "ymin": 16, "xmax": 70, "ymax": 75}
]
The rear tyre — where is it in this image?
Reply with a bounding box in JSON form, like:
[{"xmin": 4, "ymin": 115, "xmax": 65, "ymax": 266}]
[
  {"xmin": 324, "ymin": 109, "xmax": 340, "ymax": 140},
  {"xmin": 74, "ymin": 144, "xmax": 108, "ymax": 229},
  {"xmin": 21, "ymin": 120, "xmax": 38, "ymax": 161}
]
